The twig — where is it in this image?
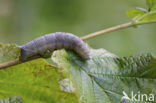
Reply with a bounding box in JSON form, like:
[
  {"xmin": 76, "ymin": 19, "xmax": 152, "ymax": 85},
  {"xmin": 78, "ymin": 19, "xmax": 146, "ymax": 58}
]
[
  {"xmin": 81, "ymin": 22, "xmax": 133, "ymax": 40},
  {"xmin": 0, "ymin": 56, "xmax": 40, "ymax": 69},
  {"xmin": 0, "ymin": 59, "xmax": 20, "ymax": 69},
  {"xmin": 81, "ymin": 11, "xmax": 156, "ymax": 40}
]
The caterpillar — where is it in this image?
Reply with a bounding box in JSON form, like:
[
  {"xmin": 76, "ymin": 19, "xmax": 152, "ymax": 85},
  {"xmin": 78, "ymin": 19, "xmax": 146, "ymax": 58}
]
[{"xmin": 15, "ymin": 32, "xmax": 90, "ymax": 61}]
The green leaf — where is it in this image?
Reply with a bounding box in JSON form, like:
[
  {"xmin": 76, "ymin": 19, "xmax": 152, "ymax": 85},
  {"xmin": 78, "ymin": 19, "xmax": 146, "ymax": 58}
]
[
  {"xmin": 0, "ymin": 96, "xmax": 23, "ymax": 103},
  {"xmin": 52, "ymin": 49, "xmax": 156, "ymax": 103},
  {"xmin": 0, "ymin": 43, "xmax": 77, "ymax": 103},
  {"xmin": 146, "ymin": 0, "xmax": 156, "ymax": 11},
  {"xmin": 126, "ymin": 1, "xmax": 156, "ymax": 25},
  {"xmin": 126, "ymin": 8, "xmax": 146, "ymax": 18}
]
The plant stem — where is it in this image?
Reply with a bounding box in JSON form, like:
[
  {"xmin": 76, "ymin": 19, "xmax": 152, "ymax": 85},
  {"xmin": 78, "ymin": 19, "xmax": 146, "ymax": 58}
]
[
  {"xmin": 0, "ymin": 59, "xmax": 20, "ymax": 69},
  {"xmin": 0, "ymin": 56, "xmax": 40, "ymax": 69},
  {"xmin": 0, "ymin": 56, "xmax": 57, "ymax": 69},
  {"xmin": 135, "ymin": 20, "xmax": 156, "ymax": 25},
  {"xmin": 136, "ymin": 11, "xmax": 156, "ymax": 21},
  {"xmin": 81, "ymin": 22, "xmax": 133, "ymax": 40},
  {"xmin": 81, "ymin": 11, "xmax": 156, "ymax": 40}
]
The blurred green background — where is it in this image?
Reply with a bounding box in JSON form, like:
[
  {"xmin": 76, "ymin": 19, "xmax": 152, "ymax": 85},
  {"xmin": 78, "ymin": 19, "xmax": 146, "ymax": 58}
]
[{"xmin": 0, "ymin": 0, "xmax": 155, "ymax": 57}]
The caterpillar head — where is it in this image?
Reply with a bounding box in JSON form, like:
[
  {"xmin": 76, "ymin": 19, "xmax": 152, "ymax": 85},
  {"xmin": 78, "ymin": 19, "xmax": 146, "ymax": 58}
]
[{"xmin": 14, "ymin": 46, "xmax": 29, "ymax": 61}]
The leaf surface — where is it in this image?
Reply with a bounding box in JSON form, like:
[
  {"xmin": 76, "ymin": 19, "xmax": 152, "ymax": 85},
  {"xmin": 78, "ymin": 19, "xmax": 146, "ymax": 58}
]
[
  {"xmin": 52, "ymin": 49, "xmax": 156, "ymax": 103},
  {"xmin": 0, "ymin": 43, "xmax": 77, "ymax": 103}
]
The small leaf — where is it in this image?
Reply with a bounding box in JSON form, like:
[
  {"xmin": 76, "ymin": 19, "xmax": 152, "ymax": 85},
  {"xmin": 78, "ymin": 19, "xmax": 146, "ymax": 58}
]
[
  {"xmin": 126, "ymin": 1, "xmax": 156, "ymax": 24},
  {"xmin": 126, "ymin": 8, "xmax": 146, "ymax": 18},
  {"xmin": 146, "ymin": 0, "xmax": 156, "ymax": 11}
]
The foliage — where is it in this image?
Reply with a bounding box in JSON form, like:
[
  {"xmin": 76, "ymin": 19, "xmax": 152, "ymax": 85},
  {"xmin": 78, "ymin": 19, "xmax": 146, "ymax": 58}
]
[
  {"xmin": 127, "ymin": 0, "xmax": 156, "ymax": 24},
  {"xmin": 1, "ymin": 43, "xmax": 156, "ymax": 103},
  {"xmin": 0, "ymin": 44, "xmax": 77, "ymax": 103},
  {"xmin": 147, "ymin": 0, "xmax": 156, "ymax": 11},
  {"xmin": 0, "ymin": 0, "xmax": 156, "ymax": 103},
  {"xmin": 52, "ymin": 49, "xmax": 156, "ymax": 103}
]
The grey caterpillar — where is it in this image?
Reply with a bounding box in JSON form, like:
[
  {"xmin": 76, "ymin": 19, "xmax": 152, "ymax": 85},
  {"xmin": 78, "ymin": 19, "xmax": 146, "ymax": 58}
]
[{"xmin": 16, "ymin": 32, "xmax": 90, "ymax": 61}]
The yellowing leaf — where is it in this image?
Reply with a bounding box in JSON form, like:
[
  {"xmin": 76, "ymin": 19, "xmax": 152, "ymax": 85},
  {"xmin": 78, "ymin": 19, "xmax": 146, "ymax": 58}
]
[{"xmin": 0, "ymin": 43, "xmax": 77, "ymax": 103}]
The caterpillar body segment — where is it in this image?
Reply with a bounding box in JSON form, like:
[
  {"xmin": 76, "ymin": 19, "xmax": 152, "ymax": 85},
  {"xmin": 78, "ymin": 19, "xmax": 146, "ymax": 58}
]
[{"xmin": 16, "ymin": 32, "xmax": 90, "ymax": 61}]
